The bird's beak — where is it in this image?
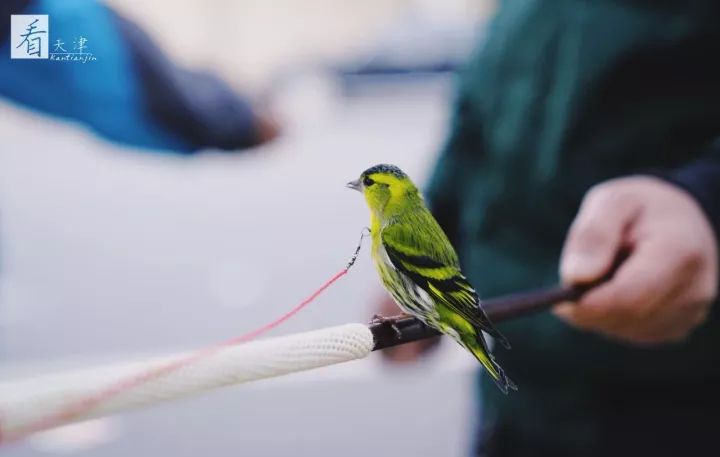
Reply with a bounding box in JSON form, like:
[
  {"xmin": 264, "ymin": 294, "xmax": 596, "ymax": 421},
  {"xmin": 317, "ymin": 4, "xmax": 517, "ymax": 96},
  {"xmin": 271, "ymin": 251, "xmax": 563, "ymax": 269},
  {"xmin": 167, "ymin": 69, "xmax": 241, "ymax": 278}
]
[{"xmin": 346, "ymin": 179, "xmax": 362, "ymax": 192}]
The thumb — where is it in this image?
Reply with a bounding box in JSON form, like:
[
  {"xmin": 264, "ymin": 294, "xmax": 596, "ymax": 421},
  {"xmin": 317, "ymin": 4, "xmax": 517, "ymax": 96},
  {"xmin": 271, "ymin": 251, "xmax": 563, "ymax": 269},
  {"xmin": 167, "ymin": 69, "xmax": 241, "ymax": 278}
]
[{"xmin": 561, "ymin": 183, "xmax": 639, "ymax": 284}]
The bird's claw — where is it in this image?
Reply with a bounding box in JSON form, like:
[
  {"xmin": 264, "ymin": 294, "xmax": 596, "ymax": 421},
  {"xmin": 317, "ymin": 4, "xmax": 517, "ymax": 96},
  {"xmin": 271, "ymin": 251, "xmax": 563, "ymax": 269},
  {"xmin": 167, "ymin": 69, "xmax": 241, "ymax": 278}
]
[{"xmin": 370, "ymin": 314, "xmax": 403, "ymax": 339}]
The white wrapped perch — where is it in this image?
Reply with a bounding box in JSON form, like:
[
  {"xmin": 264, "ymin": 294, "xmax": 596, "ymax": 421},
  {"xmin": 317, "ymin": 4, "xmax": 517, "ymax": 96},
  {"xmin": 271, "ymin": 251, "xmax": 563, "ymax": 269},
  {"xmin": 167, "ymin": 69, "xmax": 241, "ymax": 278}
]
[
  {"xmin": 0, "ymin": 284, "xmax": 584, "ymax": 443},
  {"xmin": 0, "ymin": 323, "xmax": 374, "ymax": 442}
]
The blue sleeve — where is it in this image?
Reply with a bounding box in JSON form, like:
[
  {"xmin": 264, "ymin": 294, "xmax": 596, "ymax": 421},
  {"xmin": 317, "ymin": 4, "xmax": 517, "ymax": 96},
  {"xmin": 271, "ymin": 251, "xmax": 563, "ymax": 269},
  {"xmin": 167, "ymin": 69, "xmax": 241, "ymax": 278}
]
[
  {"xmin": 111, "ymin": 11, "xmax": 261, "ymax": 151},
  {"xmin": 1, "ymin": 0, "xmax": 261, "ymax": 153}
]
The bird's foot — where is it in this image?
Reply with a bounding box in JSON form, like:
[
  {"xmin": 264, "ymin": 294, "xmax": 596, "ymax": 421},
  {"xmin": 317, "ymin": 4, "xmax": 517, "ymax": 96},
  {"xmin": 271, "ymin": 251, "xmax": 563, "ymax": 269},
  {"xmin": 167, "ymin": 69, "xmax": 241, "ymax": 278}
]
[
  {"xmin": 370, "ymin": 313, "xmax": 412, "ymax": 339},
  {"xmin": 370, "ymin": 313, "xmax": 412, "ymax": 323}
]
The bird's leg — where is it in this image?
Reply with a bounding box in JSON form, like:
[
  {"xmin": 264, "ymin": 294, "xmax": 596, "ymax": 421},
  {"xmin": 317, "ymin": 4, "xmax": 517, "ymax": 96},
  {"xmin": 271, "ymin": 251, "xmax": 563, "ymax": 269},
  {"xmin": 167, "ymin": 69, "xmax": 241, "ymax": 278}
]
[
  {"xmin": 370, "ymin": 313, "xmax": 413, "ymax": 322},
  {"xmin": 370, "ymin": 313, "xmax": 413, "ymax": 339}
]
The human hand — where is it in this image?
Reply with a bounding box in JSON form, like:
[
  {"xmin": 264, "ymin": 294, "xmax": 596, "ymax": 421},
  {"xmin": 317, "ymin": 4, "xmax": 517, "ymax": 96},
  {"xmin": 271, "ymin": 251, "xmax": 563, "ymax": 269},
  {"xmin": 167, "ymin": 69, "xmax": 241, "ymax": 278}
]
[
  {"xmin": 251, "ymin": 107, "xmax": 281, "ymax": 144},
  {"xmin": 554, "ymin": 176, "xmax": 718, "ymax": 345},
  {"xmin": 374, "ymin": 294, "xmax": 440, "ymax": 362}
]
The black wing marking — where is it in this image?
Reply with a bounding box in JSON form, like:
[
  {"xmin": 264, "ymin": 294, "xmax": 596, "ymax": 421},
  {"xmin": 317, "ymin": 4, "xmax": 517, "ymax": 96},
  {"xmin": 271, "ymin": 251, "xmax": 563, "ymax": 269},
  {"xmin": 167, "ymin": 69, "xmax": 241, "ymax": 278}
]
[{"xmin": 381, "ymin": 235, "xmax": 510, "ymax": 349}]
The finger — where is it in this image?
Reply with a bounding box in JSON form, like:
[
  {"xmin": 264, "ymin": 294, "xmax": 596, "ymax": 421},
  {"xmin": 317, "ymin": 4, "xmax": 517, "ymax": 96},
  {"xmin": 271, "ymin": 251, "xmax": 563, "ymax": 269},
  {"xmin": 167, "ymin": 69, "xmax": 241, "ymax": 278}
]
[
  {"xmin": 381, "ymin": 338, "xmax": 440, "ymax": 363},
  {"xmin": 608, "ymin": 288, "xmax": 708, "ymax": 345},
  {"xmin": 560, "ymin": 184, "xmax": 640, "ymax": 284},
  {"xmin": 382, "ymin": 344, "xmax": 425, "ymax": 362},
  {"xmin": 552, "ymin": 301, "xmax": 576, "ymax": 322},
  {"xmin": 560, "ymin": 237, "xmax": 684, "ymax": 328}
]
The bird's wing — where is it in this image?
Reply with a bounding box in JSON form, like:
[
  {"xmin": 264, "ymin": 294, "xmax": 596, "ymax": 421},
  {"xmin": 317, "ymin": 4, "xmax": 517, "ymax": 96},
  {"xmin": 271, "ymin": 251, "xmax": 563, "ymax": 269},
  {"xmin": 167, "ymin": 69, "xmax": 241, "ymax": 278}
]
[{"xmin": 381, "ymin": 219, "xmax": 508, "ymax": 347}]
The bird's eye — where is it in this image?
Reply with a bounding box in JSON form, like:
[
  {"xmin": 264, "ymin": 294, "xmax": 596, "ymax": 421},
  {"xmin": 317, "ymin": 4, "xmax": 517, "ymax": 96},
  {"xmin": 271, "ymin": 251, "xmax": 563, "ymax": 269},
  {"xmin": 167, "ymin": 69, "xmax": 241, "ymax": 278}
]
[{"xmin": 363, "ymin": 176, "xmax": 374, "ymax": 187}]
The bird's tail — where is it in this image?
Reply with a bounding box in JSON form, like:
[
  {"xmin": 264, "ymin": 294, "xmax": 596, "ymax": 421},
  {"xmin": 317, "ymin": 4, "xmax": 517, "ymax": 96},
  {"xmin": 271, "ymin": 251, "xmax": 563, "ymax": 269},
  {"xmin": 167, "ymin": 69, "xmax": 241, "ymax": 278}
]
[{"xmin": 462, "ymin": 333, "xmax": 517, "ymax": 395}]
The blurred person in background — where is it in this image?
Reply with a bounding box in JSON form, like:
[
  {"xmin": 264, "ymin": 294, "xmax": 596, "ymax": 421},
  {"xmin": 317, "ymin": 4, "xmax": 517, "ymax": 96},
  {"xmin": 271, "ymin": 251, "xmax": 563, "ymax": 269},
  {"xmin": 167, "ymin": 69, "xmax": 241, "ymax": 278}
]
[
  {"xmin": 1, "ymin": 0, "xmax": 279, "ymax": 152},
  {"xmin": 0, "ymin": 0, "xmax": 278, "ymax": 296},
  {"xmin": 380, "ymin": 1, "xmax": 720, "ymax": 456}
]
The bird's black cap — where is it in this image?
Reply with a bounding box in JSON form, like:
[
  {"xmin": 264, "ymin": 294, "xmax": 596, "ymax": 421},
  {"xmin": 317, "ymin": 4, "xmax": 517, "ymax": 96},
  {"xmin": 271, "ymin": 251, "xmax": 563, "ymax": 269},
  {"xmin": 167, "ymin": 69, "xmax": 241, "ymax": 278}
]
[{"xmin": 362, "ymin": 164, "xmax": 407, "ymax": 179}]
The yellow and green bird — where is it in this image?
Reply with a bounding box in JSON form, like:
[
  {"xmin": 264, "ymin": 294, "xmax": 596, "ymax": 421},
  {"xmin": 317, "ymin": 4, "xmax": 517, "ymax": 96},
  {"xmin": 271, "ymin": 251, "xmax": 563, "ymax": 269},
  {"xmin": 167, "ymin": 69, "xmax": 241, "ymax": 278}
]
[{"xmin": 348, "ymin": 164, "xmax": 515, "ymax": 393}]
